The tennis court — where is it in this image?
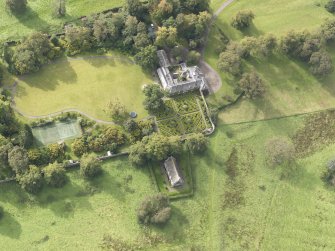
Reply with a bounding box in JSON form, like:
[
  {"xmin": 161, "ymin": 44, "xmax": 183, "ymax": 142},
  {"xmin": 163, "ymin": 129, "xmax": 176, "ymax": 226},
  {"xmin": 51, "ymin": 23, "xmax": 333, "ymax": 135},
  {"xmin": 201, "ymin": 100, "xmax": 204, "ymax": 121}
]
[{"xmin": 32, "ymin": 120, "xmax": 82, "ymax": 145}]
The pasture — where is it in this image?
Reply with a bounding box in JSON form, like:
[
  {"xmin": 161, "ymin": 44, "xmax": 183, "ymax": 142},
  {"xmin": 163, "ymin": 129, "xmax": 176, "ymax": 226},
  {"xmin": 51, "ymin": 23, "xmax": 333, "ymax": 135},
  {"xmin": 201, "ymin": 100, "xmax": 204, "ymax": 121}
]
[
  {"xmin": 0, "ymin": 0, "xmax": 123, "ymax": 42},
  {"xmin": 13, "ymin": 54, "xmax": 152, "ymax": 121},
  {"xmin": 206, "ymin": 0, "xmax": 335, "ymax": 124},
  {"xmin": 1, "ymin": 113, "xmax": 335, "ymax": 250}
]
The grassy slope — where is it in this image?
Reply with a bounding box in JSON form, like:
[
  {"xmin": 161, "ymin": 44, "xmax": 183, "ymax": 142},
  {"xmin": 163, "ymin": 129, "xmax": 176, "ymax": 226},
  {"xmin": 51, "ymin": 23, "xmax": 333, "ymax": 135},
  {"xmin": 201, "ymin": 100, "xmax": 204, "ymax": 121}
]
[
  {"xmin": 206, "ymin": 0, "xmax": 335, "ymax": 124},
  {"xmin": 210, "ymin": 116, "xmax": 335, "ymax": 250},
  {"xmin": 0, "ymin": 158, "xmax": 214, "ymax": 250},
  {"xmin": 1, "ymin": 116, "xmax": 335, "ymax": 250},
  {"xmin": 13, "ymin": 53, "xmax": 151, "ymax": 120},
  {"xmin": 0, "ymin": 0, "xmax": 122, "ymax": 42}
]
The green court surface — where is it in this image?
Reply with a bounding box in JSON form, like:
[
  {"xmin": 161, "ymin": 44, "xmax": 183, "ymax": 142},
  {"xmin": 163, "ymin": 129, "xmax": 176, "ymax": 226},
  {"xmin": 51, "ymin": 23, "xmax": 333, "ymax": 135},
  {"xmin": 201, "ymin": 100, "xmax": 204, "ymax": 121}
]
[{"xmin": 32, "ymin": 120, "xmax": 82, "ymax": 145}]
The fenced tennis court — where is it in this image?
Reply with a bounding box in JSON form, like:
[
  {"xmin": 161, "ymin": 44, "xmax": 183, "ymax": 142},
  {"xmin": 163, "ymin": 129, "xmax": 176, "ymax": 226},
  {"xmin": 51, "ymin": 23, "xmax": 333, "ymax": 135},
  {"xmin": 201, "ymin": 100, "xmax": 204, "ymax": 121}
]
[{"xmin": 32, "ymin": 120, "xmax": 82, "ymax": 145}]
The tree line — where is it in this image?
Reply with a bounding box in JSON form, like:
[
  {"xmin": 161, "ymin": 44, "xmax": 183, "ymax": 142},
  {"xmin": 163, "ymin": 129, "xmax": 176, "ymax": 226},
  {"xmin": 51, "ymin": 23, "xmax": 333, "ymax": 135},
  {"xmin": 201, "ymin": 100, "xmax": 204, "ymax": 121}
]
[
  {"xmin": 2, "ymin": 0, "xmax": 212, "ymax": 75},
  {"xmin": 217, "ymin": 11, "xmax": 335, "ymax": 101}
]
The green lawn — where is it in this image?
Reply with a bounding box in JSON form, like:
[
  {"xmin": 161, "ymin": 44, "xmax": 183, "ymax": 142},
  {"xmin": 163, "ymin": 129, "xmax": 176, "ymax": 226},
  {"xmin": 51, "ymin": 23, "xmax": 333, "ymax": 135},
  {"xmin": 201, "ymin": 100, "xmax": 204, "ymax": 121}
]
[
  {"xmin": 2, "ymin": 114, "xmax": 335, "ymax": 250},
  {"xmin": 206, "ymin": 0, "xmax": 335, "ymax": 124},
  {"xmin": 13, "ymin": 53, "xmax": 152, "ymax": 120},
  {"xmin": 0, "ymin": 0, "xmax": 123, "ymax": 42},
  {"xmin": 0, "ymin": 157, "xmax": 213, "ymax": 250}
]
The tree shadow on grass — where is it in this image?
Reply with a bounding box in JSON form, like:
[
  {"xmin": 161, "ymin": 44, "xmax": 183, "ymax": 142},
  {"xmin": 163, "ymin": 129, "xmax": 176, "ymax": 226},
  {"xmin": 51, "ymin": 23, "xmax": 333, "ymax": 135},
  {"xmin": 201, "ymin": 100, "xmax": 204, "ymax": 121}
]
[
  {"xmin": 281, "ymin": 162, "xmax": 319, "ymax": 191},
  {"xmin": 35, "ymin": 177, "xmax": 93, "ymax": 218},
  {"xmin": 12, "ymin": 7, "xmax": 51, "ymax": 33},
  {"xmin": 0, "ymin": 183, "xmax": 31, "ymax": 210},
  {"xmin": 89, "ymin": 169, "xmax": 127, "ymax": 202},
  {"xmin": 241, "ymin": 23, "xmax": 264, "ymax": 37},
  {"xmin": 17, "ymin": 58, "xmax": 78, "ymax": 93},
  {"xmin": 0, "ymin": 212, "xmax": 22, "ymax": 239},
  {"xmin": 81, "ymin": 56, "xmax": 117, "ymax": 68}
]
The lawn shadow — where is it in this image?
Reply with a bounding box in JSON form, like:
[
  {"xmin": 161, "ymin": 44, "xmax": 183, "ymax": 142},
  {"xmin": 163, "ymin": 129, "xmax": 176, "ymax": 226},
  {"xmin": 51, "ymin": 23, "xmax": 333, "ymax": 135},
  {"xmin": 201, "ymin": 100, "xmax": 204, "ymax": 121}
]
[
  {"xmin": 81, "ymin": 56, "xmax": 117, "ymax": 68},
  {"xmin": 282, "ymin": 162, "xmax": 319, "ymax": 191},
  {"xmin": 0, "ymin": 212, "xmax": 22, "ymax": 239},
  {"xmin": 13, "ymin": 7, "xmax": 51, "ymax": 33},
  {"xmin": 89, "ymin": 169, "xmax": 127, "ymax": 202},
  {"xmin": 241, "ymin": 23, "xmax": 264, "ymax": 37},
  {"xmin": 17, "ymin": 58, "xmax": 78, "ymax": 93},
  {"xmin": 0, "ymin": 183, "xmax": 31, "ymax": 209},
  {"xmin": 35, "ymin": 177, "xmax": 93, "ymax": 218}
]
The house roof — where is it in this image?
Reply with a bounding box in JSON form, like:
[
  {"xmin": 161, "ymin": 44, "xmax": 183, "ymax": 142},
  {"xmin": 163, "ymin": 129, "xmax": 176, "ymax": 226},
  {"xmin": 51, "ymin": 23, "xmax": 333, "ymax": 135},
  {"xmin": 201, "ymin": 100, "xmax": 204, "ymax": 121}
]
[{"xmin": 164, "ymin": 156, "xmax": 184, "ymax": 187}]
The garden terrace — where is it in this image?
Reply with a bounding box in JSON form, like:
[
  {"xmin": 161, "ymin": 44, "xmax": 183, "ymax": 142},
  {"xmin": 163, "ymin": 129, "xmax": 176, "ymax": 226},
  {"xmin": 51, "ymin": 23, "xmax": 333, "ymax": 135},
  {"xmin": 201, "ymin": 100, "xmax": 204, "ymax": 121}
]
[{"xmin": 155, "ymin": 93, "xmax": 212, "ymax": 136}]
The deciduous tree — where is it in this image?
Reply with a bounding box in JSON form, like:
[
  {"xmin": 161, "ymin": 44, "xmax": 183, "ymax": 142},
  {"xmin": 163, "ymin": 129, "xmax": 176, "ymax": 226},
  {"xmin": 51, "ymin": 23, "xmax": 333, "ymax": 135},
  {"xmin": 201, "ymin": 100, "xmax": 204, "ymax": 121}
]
[
  {"xmin": 80, "ymin": 153, "xmax": 102, "ymax": 179},
  {"xmin": 309, "ymin": 51, "xmax": 333, "ymax": 76},
  {"xmin": 137, "ymin": 193, "xmax": 171, "ymax": 225},
  {"xmin": 238, "ymin": 71, "xmax": 265, "ymax": 99},
  {"xmin": 231, "ymin": 10, "xmax": 255, "ymax": 30},
  {"xmin": 17, "ymin": 165, "xmax": 43, "ymax": 194},
  {"xmin": 8, "ymin": 146, "xmax": 29, "ymax": 174},
  {"xmin": 44, "ymin": 162, "xmax": 67, "ymax": 188}
]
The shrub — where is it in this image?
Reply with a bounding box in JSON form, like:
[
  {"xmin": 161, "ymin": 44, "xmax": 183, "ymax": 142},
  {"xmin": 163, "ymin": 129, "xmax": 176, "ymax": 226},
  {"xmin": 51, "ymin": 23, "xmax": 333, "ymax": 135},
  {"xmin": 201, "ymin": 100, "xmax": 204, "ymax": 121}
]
[
  {"xmin": 47, "ymin": 142, "xmax": 66, "ymax": 162},
  {"xmin": 323, "ymin": 158, "xmax": 335, "ymax": 186},
  {"xmin": 17, "ymin": 165, "xmax": 43, "ymax": 194},
  {"xmin": 80, "ymin": 153, "xmax": 102, "ymax": 179},
  {"xmin": 43, "ymin": 162, "xmax": 67, "ymax": 188},
  {"xmin": 18, "ymin": 124, "xmax": 33, "ymax": 148},
  {"xmin": 187, "ymin": 50, "xmax": 201, "ymax": 65},
  {"xmin": 309, "ymin": 51, "xmax": 334, "ymax": 76},
  {"xmin": 185, "ymin": 133, "xmax": 208, "ymax": 154},
  {"xmin": 231, "ymin": 10, "xmax": 255, "ymax": 30},
  {"xmin": 137, "ymin": 194, "xmax": 171, "ymax": 225},
  {"xmin": 28, "ymin": 148, "xmax": 50, "ymax": 166},
  {"xmin": 320, "ymin": 19, "xmax": 335, "ymax": 43},
  {"xmin": 8, "ymin": 146, "xmax": 29, "ymax": 174},
  {"xmin": 72, "ymin": 138, "xmax": 89, "ymax": 157}
]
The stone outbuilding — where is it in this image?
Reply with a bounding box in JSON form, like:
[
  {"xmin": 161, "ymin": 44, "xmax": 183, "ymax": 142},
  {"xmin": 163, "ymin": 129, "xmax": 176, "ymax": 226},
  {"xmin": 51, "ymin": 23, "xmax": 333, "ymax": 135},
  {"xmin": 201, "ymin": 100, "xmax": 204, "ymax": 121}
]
[{"xmin": 163, "ymin": 156, "xmax": 184, "ymax": 187}]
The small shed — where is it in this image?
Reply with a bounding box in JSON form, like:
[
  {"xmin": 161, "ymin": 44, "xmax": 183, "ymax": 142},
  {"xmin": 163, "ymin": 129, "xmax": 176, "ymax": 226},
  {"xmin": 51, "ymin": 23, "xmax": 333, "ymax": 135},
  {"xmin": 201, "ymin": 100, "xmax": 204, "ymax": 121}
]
[{"xmin": 163, "ymin": 156, "xmax": 184, "ymax": 187}]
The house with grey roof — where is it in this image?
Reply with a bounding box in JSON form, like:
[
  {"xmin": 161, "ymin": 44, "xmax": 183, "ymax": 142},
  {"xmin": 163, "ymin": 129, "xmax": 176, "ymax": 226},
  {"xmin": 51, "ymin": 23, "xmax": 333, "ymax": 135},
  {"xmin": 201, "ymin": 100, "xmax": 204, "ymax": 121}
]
[
  {"xmin": 163, "ymin": 156, "xmax": 184, "ymax": 187},
  {"xmin": 157, "ymin": 50, "xmax": 207, "ymax": 95}
]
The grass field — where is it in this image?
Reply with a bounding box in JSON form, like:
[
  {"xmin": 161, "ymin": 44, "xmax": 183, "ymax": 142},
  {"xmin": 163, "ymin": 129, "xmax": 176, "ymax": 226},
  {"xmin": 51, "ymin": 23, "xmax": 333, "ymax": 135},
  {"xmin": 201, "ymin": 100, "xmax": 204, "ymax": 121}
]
[
  {"xmin": 2, "ymin": 113, "xmax": 335, "ymax": 250},
  {"xmin": 206, "ymin": 0, "xmax": 335, "ymax": 124},
  {"xmin": 0, "ymin": 156, "xmax": 213, "ymax": 250},
  {"xmin": 0, "ymin": 0, "xmax": 123, "ymax": 42},
  {"xmin": 12, "ymin": 54, "xmax": 152, "ymax": 120}
]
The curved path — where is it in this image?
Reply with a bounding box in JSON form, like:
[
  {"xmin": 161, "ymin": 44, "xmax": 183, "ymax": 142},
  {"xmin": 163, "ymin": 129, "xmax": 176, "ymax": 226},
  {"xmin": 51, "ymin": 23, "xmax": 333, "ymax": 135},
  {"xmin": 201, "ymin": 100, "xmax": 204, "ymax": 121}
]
[
  {"xmin": 200, "ymin": 0, "xmax": 236, "ymax": 94},
  {"xmin": 9, "ymin": 54, "xmax": 137, "ymax": 124},
  {"xmin": 199, "ymin": 61, "xmax": 222, "ymax": 94},
  {"xmin": 214, "ymin": 0, "xmax": 236, "ymax": 18},
  {"xmin": 13, "ymin": 106, "xmax": 115, "ymax": 125}
]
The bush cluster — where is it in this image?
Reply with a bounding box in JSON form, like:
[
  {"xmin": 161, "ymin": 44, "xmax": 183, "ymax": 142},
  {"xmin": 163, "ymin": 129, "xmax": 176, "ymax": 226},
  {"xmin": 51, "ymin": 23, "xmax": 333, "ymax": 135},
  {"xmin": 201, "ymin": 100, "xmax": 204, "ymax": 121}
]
[
  {"xmin": 5, "ymin": 0, "xmax": 211, "ymax": 75},
  {"xmin": 72, "ymin": 125, "xmax": 126, "ymax": 156},
  {"xmin": 137, "ymin": 194, "xmax": 171, "ymax": 225}
]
